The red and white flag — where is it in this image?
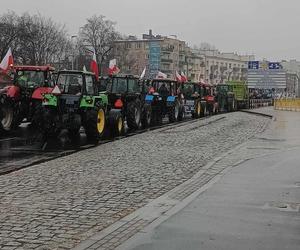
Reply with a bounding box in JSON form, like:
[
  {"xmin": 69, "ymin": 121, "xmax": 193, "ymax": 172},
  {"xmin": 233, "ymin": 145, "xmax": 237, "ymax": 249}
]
[
  {"xmin": 109, "ymin": 59, "xmax": 120, "ymax": 75},
  {"xmin": 175, "ymin": 71, "xmax": 182, "ymax": 82},
  {"xmin": 181, "ymin": 71, "xmax": 188, "ymax": 82},
  {"xmin": 140, "ymin": 67, "xmax": 146, "ymax": 79},
  {"xmin": 90, "ymin": 50, "xmax": 99, "ymax": 81},
  {"xmin": 156, "ymin": 71, "xmax": 167, "ymax": 79},
  {"xmin": 0, "ymin": 48, "xmax": 14, "ymax": 72}
]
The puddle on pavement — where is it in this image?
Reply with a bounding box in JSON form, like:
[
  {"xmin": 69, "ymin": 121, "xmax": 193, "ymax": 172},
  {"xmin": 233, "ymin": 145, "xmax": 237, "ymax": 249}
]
[{"xmin": 262, "ymin": 202, "xmax": 300, "ymax": 212}]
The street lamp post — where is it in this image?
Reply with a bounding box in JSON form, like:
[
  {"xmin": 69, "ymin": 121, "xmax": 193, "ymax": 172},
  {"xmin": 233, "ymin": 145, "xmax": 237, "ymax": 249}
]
[{"xmin": 71, "ymin": 35, "xmax": 77, "ymax": 70}]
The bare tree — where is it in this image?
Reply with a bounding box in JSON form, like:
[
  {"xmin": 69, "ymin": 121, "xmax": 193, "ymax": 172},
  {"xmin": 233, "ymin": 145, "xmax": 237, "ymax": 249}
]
[
  {"xmin": 0, "ymin": 11, "xmax": 19, "ymax": 59},
  {"xmin": 0, "ymin": 11, "xmax": 71, "ymax": 67},
  {"xmin": 79, "ymin": 15, "xmax": 120, "ymax": 73},
  {"xmin": 17, "ymin": 13, "xmax": 70, "ymax": 65}
]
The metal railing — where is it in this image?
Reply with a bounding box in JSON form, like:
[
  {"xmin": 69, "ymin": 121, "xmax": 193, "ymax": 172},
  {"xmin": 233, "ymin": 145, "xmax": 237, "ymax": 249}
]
[
  {"xmin": 249, "ymin": 99, "xmax": 273, "ymax": 109},
  {"xmin": 274, "ymin": 98, "xmax": 300, "ymax": 111}
]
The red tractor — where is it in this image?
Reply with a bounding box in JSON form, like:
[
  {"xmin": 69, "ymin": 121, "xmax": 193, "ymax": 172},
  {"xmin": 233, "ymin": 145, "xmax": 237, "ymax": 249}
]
[
  {"xmin": 0, "ymin": 65, "xmax": 55, "ymax": 132},
  {"xmin": 200, "ymin": 82, "xmax": 219, "ymax": 115}
]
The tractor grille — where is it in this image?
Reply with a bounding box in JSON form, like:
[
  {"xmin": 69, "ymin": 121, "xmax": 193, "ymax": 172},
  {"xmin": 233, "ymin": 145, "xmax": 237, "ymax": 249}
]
[{"xmin": 59, "ymin": 95, "xmax": 81, "ymax": 113}]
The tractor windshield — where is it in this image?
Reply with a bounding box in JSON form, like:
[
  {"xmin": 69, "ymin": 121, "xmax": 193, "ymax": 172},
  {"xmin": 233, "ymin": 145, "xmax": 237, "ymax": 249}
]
[
  {"xmin": 110, "ymin": 78, "xmax": 127, "ymax": 94},
  {"xmin": 16, "ymin": 70, "xmax": 45, "ymax": 88},
  {"xmin": 152, "ymin": 81, "xmax": 175, "ymax": 96},
  {"xmin": 181, "ymin": 83, "xmax": 194, "ymax": 98},
  {"xmin": 57, "ymin": 73, "xmax": 83, "ymax": 95},
  {"xmin": 217, "ymin": 85, "xmax": 229, "ymax": 94}
]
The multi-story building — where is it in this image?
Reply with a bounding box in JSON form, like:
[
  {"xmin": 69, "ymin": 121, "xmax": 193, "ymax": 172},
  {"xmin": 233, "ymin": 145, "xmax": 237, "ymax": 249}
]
[
  {"xmin": 192, "ymin": 49, "xmax": 255, "ymax": 84},
  {"xmin": 113, "ymin": 30, "xmax": 254, "ymax": 84},
  {"xmin": 282, "ymin": 60, "xmax": 300, "ymax": 96},
  {"xmin": 113, "ymin": 30, "xmax": 202, "ymax": 81}
]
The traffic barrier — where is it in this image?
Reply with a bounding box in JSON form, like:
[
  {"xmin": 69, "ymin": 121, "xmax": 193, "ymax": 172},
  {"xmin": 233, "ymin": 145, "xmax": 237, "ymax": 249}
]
[
  {"xmin": 249, "ymin": 99, "xmax": 273, "ymax": 109},
  {"xmin": 274, "ymin": 98, "xmax": 300, "ymax": 112}
]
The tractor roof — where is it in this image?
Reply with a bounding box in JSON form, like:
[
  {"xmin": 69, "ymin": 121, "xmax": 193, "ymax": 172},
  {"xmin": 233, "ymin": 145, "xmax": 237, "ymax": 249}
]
[
  {"xmin": 110, "ymin": 74, "xmax": 139, "ymax": 79},
  {"xmin": 151, "ymin": 78, "xmax": 178, "ymax": 83},
  {"xmin": 14, "ymin": 65, "xmax": 55, "ymax": 71},
  {"xmin": 57, "ymin": 70, "xmax": 95, "ymax": 76}
]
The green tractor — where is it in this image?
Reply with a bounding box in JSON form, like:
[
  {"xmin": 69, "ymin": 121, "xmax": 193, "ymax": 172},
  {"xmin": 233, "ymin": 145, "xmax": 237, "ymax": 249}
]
[
  {"xmin": 216, "ymin": 84, "xmax": 236, "ymax": 112},
  {"xmin": 41, "ymin": 70, "xmax": 110, "ymax": 144},
  {"xmin": 226, "ymin": 81, "xmax": 249, "ymax": 109}
]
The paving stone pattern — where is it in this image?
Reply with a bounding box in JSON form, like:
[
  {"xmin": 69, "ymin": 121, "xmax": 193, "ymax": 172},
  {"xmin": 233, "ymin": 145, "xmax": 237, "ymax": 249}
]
[{"xmin": 0, "ymin": 112, "xmax": 270, "ymax": 249}]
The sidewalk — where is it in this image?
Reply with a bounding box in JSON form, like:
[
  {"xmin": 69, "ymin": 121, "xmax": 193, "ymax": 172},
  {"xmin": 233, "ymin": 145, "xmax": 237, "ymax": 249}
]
[{"xmin": 117, "ymin": 109, "xmax": 300, "ymax": 250}]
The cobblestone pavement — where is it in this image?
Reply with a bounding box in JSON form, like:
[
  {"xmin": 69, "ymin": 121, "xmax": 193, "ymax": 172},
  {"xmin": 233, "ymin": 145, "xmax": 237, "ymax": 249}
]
[{"xmin": 0, "ymin": 112, "xmax": 270, "ymax": 250}]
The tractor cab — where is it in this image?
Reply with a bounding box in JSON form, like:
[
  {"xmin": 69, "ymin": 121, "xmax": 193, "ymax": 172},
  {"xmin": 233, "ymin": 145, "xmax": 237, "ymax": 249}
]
[
  {"xmin": 181, "ymin": 82, "xmax": 206, "ymax": 118},
  {"xmin": 104, "ymin": 75, "xmax": 150, "ymax": 131},
  {"xmin": 13, "ymin": 65, "xmax": 55, "ymax": 100},
  {"xmin": 145, "ymin": 78, "xmax": 185, "ymax": 124},
  {"xmin": 200, "ymin": 82, "xmax": 218, "ymax": 115},
  {"xmin": 0, "ymin": 65, "xmax": 55, "ymax": 132},
  {"xmin": 216, "ymin": 84, "xmax": 236, "ymax": 112}
]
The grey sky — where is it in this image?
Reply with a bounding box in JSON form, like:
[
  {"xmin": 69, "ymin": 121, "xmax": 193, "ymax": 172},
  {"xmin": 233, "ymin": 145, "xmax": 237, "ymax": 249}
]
[{"xmin": 1, "ymin": 0, "xmax": 299, "ymax": 61}]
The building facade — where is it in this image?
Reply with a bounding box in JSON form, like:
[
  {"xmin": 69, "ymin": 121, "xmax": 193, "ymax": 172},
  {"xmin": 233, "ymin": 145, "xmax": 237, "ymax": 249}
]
[
  {"xmin": 113, "ymin": 30, "xmax": 254, "ymax": 84},
  {"xmin": 192, "ymin": 49, "xmax": 255, "ymax": 84},
  {"xmin": 281, "ymin": 60, "xmax": 300, "ymax": 97}
]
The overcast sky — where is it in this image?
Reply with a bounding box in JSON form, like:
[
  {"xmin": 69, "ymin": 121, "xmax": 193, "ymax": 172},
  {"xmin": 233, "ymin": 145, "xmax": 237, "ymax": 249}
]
[{"xmin": 1, "ymin": 0, "xmax": 299, "ymax": 61}]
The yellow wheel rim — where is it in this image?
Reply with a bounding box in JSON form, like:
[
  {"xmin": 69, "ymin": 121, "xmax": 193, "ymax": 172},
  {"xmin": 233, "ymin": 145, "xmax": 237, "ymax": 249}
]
[
  {"xmin": 97, "ymin": 109, "xmax": 105, "ymax": 134},
  {"xmin": 197, "ymin": 102, "xmax": 201, "ymax": 115},
  {"xmin": 117, "ymin": 117, "xmax": 123, "ymax": 132}
]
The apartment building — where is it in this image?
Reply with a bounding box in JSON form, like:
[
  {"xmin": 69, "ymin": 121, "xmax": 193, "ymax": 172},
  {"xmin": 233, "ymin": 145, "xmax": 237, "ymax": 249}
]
[
  {"xmin": 113, "ymin": 30, "xmax": 202, "ymax": 81},
  {"xmin": 192, "ymin": 49, "xmax": 255, "ymax": 84},
  {"xmin": 113, "ymin": 30, "xmax": 254, "ymax": 83}
]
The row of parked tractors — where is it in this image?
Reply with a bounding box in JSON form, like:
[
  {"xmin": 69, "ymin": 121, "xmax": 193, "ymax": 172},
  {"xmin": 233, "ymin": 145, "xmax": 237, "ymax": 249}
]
[{"xmin": 0, "ymin": 65, "xmax": 249, "ymax": 143}]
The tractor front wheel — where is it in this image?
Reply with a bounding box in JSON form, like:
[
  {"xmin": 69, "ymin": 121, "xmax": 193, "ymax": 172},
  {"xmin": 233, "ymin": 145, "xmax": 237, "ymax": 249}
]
[
  {"xmin": 0, "ymin": 105, "xmax": 14, "ymax": 132},
  {"xmin": 109, "ymin": 109, "xmax": 124, "ymax": 137}
]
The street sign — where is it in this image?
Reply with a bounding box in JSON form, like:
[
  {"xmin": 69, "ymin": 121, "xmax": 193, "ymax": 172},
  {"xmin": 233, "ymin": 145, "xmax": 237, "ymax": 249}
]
[
  {"xmin": 268, "ymin": 62, "xmax": 281, "ymax": 70},
  {"xmin": 247, "ymin": 69, "xmax": 286, "ymax": 89},
  {"xmin": 248, "ymin": 61, "xmax": 259, "ymax": 70}
]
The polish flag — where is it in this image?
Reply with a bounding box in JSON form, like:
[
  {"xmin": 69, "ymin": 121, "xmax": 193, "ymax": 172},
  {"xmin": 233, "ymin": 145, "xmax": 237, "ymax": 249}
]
[
  {"xmin": 140, "ymin": 67, "xmax": 146, "ymax": 79},
  {"xmin": 109, "ymin": 59, "xmax": 120, "ymax": 75},
  {"xmin": 90, "ymin": 50, "xmax": 99, "ymax": 81},
  {"xmin": 156, "ymin": 71, "xmax": 167, "ymax": 79},
  {"xmin": 0, "ymin": 48, "xmax": 14, "ymax": 72},
  {"xmin": 181, "ymin": 71, "xmax": 188, "ymax": 82},
  {"xmin": 175, "ymin": 71, "xmax": 182, "ymax": 82}
]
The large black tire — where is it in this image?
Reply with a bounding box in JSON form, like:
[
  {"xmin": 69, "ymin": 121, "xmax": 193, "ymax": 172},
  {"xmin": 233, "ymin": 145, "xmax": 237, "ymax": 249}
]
[
  {"xmin": 168, "ymin": 100, "xmax": 180, "ymax": 123},
  {"xmin": 109, "ymin": 109, "xmax": 124, "ymax": 137},
  {"xmin": 42, "ymin": 107, "xmax": 59, "ymax": 138},
  {"xmin": 127, "ymin": 99, "xmax": 142, "ymax": 130},
  {"xmin": 85, "ymin": 107, "xmax": 106, "ymax": 144},
  {"xmin": 0, "ymin": 105, "xmax": 14, "ymax": 132},
  {"xmin": 30, "ymin": 101, "xmax": 44, "ymax": 129},
  {"xmin": 193, "ymin": 100, "xmax": 201, "ymax": 119},
  {"xmin": 151, "ymin": 108, "xmax": 162, "ymax": 126},
  {"xmin": 141, "ymin": 104, "xmax": 152, "ymax": 129},
  {"xmin": 178, "ymin": 105, "xmax": 185, "ymax": 121}
]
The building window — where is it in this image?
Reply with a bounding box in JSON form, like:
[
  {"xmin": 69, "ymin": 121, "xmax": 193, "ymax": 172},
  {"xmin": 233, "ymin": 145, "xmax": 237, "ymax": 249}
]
[
  {"xmin": 125, "ymin": 43, "xmax": 131, "ymax": 49},
  {"xmin": 136, "ymin": 43, "xmax": 141, "ymax": 49}
]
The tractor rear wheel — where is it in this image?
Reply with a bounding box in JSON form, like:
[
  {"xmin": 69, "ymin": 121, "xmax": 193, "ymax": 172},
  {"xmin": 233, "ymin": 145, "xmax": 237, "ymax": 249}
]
[
  {"xmin": 178, "ymin": 105, "xmax": 185, "ymax": 121},
  {"xmin": 141, "ymin": 104, "xmax": 151, "ymax": 128},
  {"xmin": 168, "ymin": 101, "xmax": 179, "ymax": 123},
  {"xmin": 194, "ymin": 100, "xmax": 201, "ymax": 118},
  {"xmin": 127, "ymin": 99, "xmax": 141, "ymax": 130},
  {"xmin": 85, "ymin": 107, "xmax": 106, "ymax": 144}
]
